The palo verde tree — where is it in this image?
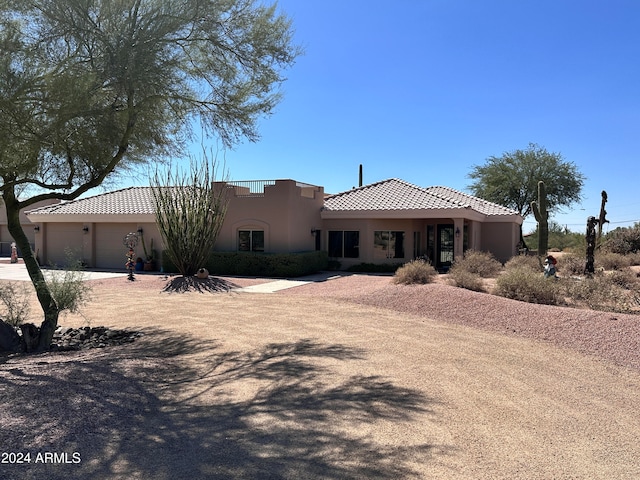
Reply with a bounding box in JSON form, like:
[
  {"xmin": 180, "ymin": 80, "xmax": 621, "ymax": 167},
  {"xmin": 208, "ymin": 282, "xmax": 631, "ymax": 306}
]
[
  {"xmin": 151, "ymin": 154, "xmax": 229, "ymax": 276},
  {"xmin": 0, "ymin": 0, "xmax": 300, "ymax": 352},
  {"xmin": 467, "ymin": 143, "xmax": 585, "ymax": 246}
]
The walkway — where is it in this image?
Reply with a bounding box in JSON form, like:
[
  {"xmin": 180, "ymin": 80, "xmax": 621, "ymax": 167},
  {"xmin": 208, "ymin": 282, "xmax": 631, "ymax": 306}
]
[{"xmin": 0, "ymin": 261, "xmax": 126, "ymax": 282}]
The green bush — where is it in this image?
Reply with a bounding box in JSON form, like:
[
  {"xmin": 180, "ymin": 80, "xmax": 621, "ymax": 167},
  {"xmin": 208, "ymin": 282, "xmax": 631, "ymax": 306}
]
[
  {"xmin": 46, "ymin": 268, "xmax": 92, "ymax": 314},
  {"xmin": 163, "ymin": 250, "xmax": 328, "ymax": 277},
  {"xmin": 448, "ymin": 268, "xmax": 485, "ymax": 292},
  {"xmin": 602, "ymin": 224, "xmax": 640, "ymax": 255},
  {"xmin": 346, "ymin": 262, "xmax": 403, "ymax": 273},
  {"xmin": 393, "ymin": 259, "xmax": 437, "ymax": 285},
  {"xmin": 0, "ymin": 282, "xmax": 32, "ymax": 327},
  {"xmin": 493, "ymin": 267, "xmax": 563, "ymax": 305},
  {"xmin": 453, "ymin": 250, "xmax": 502, "ymax": 278}
]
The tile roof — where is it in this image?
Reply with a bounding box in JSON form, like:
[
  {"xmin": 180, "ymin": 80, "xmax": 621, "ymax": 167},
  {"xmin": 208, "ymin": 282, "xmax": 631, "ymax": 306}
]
[
  {"xmin": 323, "ymin": 178, "xmax": 518, "ymax": 216},
  {"xmin": 26, "ymin": 187, "xmax": 156, "ymax": 216}
]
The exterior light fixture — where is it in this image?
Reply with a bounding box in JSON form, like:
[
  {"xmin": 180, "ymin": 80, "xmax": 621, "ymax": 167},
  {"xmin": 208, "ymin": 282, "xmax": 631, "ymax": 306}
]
[
  {"xmin": 34, "ymin": 225, "xmax": 40, "ymax": 232},
  {"xmin": 310, "ymin": 228, "xmax": 317, "ymax": 235},
  {"xmin": 137, "ymin": 227, "xmax": 144, "ymax": 235},
  {"xmin": 455, "ymin": 227, "xmax": 460, "ymax": 239},
  {"xmin": 82, "ymin": 226, "xmax": 89, "ymax": 233}
]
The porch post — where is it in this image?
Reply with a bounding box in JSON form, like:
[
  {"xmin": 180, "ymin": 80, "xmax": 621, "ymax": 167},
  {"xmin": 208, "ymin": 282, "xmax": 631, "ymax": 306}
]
[{"xmin": 453, "ymin": 218, "xmax": 464, "ymax": 262}]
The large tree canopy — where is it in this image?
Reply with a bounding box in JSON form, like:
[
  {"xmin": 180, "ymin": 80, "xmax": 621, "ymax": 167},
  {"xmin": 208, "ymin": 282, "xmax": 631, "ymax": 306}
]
[
  {"xmin": 467, "ymin": 143, "xmax": 586, "ymax": 220},
  {"xmin": 0, "ymin": 0, "xmax": 300, "ymax": 352}
]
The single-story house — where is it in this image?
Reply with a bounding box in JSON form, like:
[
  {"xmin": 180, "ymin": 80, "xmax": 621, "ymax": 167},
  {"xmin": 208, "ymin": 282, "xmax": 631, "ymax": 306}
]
[
  {"xmin": 24, "ymin": 178, "xmax": 522, "ymax": 271},
  {"xmin": 0, "ymin": 199, "xmax": 59, "ymax": 257}
]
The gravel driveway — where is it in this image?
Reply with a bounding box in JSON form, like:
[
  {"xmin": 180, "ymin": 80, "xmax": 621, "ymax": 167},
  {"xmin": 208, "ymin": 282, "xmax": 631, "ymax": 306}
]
[{"xmin": 1, "ymin": 273, "xmax": 639, "ymax": 479}]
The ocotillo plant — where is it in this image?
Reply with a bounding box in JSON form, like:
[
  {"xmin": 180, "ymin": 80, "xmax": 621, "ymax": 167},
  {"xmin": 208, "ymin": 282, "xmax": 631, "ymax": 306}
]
[{"xmin": 531, "ymin": 180, "xmax": 549, "ymax": 257}]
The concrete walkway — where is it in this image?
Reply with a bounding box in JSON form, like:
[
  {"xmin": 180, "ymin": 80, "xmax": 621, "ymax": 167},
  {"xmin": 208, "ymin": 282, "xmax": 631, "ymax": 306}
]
[
  {"xmin": 0, "ymin": 261, "xmax": 126, "ymax": 282},
  {"xmin": 234, "ymin": 272, "xmax": 347, "ymax": 293}
]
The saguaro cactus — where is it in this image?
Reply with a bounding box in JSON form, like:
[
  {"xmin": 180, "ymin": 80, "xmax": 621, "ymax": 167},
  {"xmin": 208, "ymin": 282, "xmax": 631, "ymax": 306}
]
[{"xmin": 531, "ymin": 180, "xmax": 549, "ymax": 257}]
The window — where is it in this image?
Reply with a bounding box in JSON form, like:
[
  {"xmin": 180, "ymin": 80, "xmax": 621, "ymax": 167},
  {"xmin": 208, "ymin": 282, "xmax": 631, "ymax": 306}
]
[
  {"xmin": 238, "ymin": 230, "xmax": 264, "ymax": 252},
  {"xmin": 328, "ymin": 231, "xmax": 359, "ymax": 258},
  {"xmin": 373, "ymin": 231, "xmax": 405, "ymax": 259}
]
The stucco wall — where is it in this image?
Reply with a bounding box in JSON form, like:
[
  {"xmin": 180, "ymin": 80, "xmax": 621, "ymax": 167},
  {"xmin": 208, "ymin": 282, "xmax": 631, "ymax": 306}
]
[
  {"xmin": 480, "ymin": 222, "xmax": 520, "ymax": 263},
  {"xmin": 215, "ymin": 180, "xmax": 324, "ymax": 254}
]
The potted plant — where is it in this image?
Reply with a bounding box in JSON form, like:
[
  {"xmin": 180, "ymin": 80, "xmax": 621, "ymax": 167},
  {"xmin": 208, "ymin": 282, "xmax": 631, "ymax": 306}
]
[{"xmin": 140, "ymin": 235, "xmax": 157, "ymax": 271}]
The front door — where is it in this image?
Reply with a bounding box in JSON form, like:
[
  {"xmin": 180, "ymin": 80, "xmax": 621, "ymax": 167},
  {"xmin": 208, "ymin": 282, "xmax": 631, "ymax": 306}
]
[{"xmin": 436, "ymin": 224, "xmax": 454, "ymax": 271}]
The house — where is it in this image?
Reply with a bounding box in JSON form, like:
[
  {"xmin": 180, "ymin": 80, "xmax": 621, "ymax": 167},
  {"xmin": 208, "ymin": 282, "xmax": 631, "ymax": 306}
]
[
  {"xmin": 0, "ymin": 199, "xmax": 59, "ymax": 257},
  {"xmin": 24, "ymin": 178, "xmax": 522, "ymax": 271}
]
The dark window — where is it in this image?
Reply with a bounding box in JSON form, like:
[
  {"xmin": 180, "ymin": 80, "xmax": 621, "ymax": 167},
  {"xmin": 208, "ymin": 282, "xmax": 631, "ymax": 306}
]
[
  {"xmin": 238, "ymin": 230, "xmax": 264, "ymax": 252},
  {"xmin": 373, "ymin": 231, "xmax": 405, "ymax": 259},
  {"xmin": 328, "ymin": 231, "xmax": 359, "ymax": 258}
]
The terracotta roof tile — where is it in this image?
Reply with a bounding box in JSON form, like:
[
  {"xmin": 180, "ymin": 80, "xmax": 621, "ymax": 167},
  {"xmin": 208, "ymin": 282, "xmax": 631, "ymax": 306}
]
[
  {"xmin": 26, "ymin": 187, "xmax": 156, "ymax": 216},
  {"xmin": 323, "ymin": 178, "xmax": 517, "ymax": 216}
]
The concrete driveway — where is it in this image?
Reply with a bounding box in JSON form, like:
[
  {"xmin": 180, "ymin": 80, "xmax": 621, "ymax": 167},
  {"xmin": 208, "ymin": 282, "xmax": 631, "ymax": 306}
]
[{"xmin": 0, "ymin": 260, "xmax": 126, "ymax": 282}]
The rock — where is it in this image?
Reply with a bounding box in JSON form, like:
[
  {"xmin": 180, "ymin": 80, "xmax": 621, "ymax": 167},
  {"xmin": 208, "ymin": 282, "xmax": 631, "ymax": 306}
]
[
  {"xmin": 0, "ymin": 319, "xmax": 23, "ymax": 353},
  {"xmin": 196, "ymin": 268, "xmax": 209, "ymax": 279}
]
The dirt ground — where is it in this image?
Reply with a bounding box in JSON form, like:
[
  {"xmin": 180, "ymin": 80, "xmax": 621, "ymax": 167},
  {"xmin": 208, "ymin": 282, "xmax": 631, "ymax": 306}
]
[{"xmin": 1, "ymin": 274, "xmax": 639, "ymax": 479}]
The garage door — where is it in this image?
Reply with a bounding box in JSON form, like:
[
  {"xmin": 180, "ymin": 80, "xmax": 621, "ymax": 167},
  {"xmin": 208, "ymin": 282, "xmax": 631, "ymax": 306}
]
[
  {"xmin": 44, "ymin": 223, "xmax": 84, "ymax": 266},
  {"xmin": 95, "ymin": 224, "xmax": 141, "ymax": 270}
]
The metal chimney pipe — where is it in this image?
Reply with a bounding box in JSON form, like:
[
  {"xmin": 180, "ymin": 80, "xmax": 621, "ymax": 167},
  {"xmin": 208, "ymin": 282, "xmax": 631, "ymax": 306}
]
[{"xmin": 359, "ymin": 164, "xmax": 363, "ymax": 187}]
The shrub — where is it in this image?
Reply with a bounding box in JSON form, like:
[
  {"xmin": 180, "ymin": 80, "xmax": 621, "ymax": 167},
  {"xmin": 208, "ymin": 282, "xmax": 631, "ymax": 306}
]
[
  {"xmin": 564, "ymin": 274, "xmax": 640, "ymax": 313},
  {"xmin": 0, "ymin": 282, "xmax": 32, "ymax": 327},
  {"xmin": 602, "ymin": 224, "xmax": 640, "ymax": 255},
  {"xmin": 493, "ymin": 267, "xmax": 563, "ymax": 305},
  {"xmin": 607, "ymin": 268, "xmax": 640, "ymax": 290},
  {"xmin": 453, "ymin": 250, "xmax": 502, "ymax": 278},
  {"xmin": 596, "ymin": 252, "xmax": 632, "ymax": 271},
  {"xmin": 448, "ymin": 268, "xmax": 485, "ymax": 292},
  {"xmin": 163, "ymin": 250, "xmax": 329, "ymax": 277},
  {"xmin": 557, "ymin": 254, "xmax": 585, "ymax": 276},
  {"xmin": 346, "ymin": 263, "xmax": 403, "ymax": 273},
  {"xmin": 393, "ymin": 259, "xmax": 437, "ymax": 285},
  {"xmin": 45, "ymin": 268, "xmax": 92, "ymax": 314},
  {"xmin": 504, "ymin": 255, "xmax": 541, "ymax": 272}
]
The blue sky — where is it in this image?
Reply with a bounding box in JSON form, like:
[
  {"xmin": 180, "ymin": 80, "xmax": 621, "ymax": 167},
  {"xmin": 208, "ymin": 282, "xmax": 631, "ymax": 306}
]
[{"xmin": 137, "ymin": 0, "xmax": 640, "ymax": 234}]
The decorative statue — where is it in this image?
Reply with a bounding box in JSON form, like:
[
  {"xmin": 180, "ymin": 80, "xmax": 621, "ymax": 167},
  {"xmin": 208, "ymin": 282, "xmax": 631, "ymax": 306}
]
[{"xmin": 584, "ymin": 216, "xmax": 598, "ymax": 276}]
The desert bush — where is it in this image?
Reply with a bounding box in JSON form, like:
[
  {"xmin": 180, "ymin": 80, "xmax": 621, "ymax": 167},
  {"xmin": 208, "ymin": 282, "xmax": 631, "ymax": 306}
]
[
  {"xmin": 45, "ymin": 268, "xmax": 92, "ymax": 314},
  {"xmin": 0, "ymin": 282, "xmax": 32, "ymax": 327},
  {"xmin": 607, "ymin": 268, "xmax": 639, "ymax": 289},
  {"xmin": 602, "ymin": 224, "xmax": 640, "ymax": 255},
  {"xmin": 453, "ymin": 250, "xmax": 502, "ymax": 278},
  {"xmin": 596, "ymin": 252, "xmax": 632, "ymax": 271},
  {"xmin": 448, "ymin": 268, "xmax": 485, "ymax": 292},
  {"xmin": 564, "ymin": 274, "xmax": 640, "ymax": 313},
  {"xmin": 558, "ymin": 254, "xmax": 585, "ymax": 276},
  {"xmin": 393, "ymin": 259, "xmax": 437, "ymax": 285},
  {"xmin": 504, "ymin": 255, "xmax": 541, "ymax": 272},
  {"xmin": 493, "ymin": 267, "xmax": 563, "ymax": 305},
  {"xmin": 627, "ymin": 252, "xmax": 640, "ymax": 266}
]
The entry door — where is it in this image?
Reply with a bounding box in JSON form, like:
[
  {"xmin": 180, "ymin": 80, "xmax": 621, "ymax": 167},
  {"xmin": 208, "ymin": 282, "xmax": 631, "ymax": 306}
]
[{"xmin": 436, "ymin": 224, "xmax": 454, "ymax": 271}]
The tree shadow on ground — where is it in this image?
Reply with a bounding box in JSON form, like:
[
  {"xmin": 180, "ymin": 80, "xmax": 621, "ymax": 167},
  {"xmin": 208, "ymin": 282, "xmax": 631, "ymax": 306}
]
[
  {"xmin": 0, "ymin": 330, "xmax": 445, "ymax": 479},
  {"xmin": 161, "ymin": 276, "xmax": 239, "ymax": 293}
]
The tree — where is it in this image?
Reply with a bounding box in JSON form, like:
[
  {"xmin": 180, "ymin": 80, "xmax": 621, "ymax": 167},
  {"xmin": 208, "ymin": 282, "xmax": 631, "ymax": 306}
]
[
  {"xmin": 467, "ymin": 143, "xmax": 585, "ymax": 245},
  {"xmin": 151, "ymin": 153, "xmax": 228, "ymax": 276},
  {"xmin": 0, "ymin": 0, "xmax": 300, "ymax": 352}
]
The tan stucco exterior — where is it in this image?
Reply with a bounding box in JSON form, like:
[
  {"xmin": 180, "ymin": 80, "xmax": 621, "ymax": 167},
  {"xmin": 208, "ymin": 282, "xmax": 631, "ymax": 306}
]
[
  {"xmin": 24, "ymin": 179, "xmax": 522, "ymax": 271},
  {"xmin": 0, "ymin": 199, "xmax": 59, "ymax": 257}
]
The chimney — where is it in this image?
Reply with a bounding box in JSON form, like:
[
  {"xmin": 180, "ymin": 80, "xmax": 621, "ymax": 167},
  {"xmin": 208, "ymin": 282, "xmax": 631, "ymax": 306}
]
[{"xmin": 358, "ymin": 164, "xmax": 363, "ymax": 187}]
